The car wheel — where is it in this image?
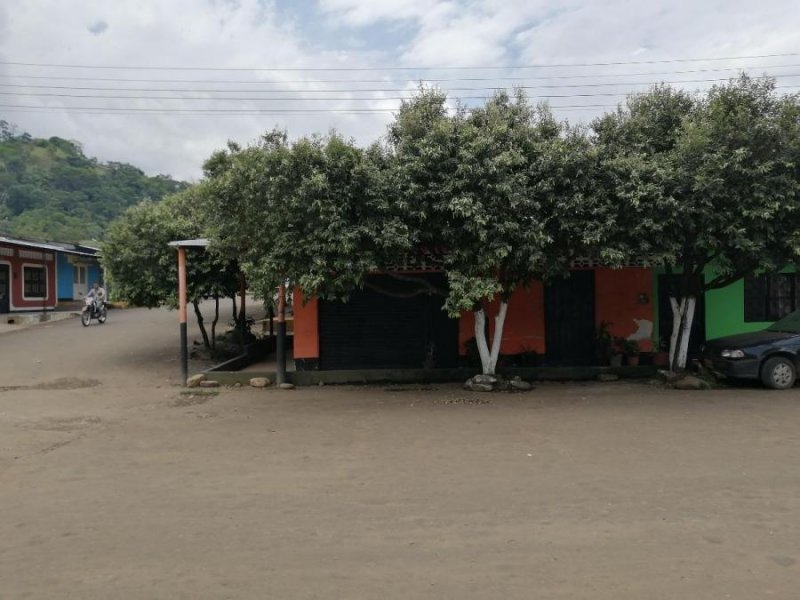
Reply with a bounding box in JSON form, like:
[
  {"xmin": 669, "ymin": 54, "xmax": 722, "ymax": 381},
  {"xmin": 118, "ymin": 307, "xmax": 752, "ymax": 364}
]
[{"xmin": 760, "ymin": 356, "xmax": 797, "ymax": 390}]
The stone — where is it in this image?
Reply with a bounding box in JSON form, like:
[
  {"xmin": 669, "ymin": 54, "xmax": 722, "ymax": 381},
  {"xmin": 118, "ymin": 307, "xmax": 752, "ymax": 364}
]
[
  {"xmin": 510, "ymin": 379, "xmax": 533, "ymax": 391},
  {"xmin": 249, "ymin": 377, "xmax": 271, "ymax": 388},
  {"xmin": 186, "ymin": 374, "xmax": 206, "ymax": 388},
  {"xmin": 199, "ymin": 380, "xmax": 220, "ymax": 388},
  {"xmin": 597, "ymin": 373, "xmax": 619, "ymax": 382},
  {"xmin": 472, "ymin": 374, "xmax": 498, "ymax": 385},
  {"xmin": 468, "ymin": 382, "xmax": 494, "ymax": 392},
  {"xmin": 279, "ymin": 383, "xmax": 295, "ymax": 390},
  {"xmin": 672, "ymin": 375, "xmax": 711, "ymax": 390}
]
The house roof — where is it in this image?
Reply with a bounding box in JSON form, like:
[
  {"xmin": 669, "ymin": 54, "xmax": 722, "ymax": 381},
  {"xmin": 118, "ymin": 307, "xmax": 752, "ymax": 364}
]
[
  {"xmin": 168, "ymin": 238, "xmax": 210, "ymax": 248},
  {"xmin": 0, "ymin": 235, "xmax": 100, "ymax": 258}
]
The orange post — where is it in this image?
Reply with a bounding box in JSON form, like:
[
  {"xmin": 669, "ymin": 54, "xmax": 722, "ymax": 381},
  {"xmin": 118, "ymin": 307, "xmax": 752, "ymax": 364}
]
[{"xmin": 178, "ymin": 247, "xmax": 188, "ymax": 385}]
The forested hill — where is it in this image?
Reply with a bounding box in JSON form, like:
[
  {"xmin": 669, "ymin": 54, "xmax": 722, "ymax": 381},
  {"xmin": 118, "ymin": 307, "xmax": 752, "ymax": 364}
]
[{"xmin": 0, "ymin": 120, "xmax": 187, "ymax": 242}]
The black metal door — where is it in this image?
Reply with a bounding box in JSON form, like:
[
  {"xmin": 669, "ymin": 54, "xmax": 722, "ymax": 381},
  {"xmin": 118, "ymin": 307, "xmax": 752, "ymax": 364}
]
[
  {"xmin": 544, "ymin": 271, "xmax": 596, "ymax": 365},
  {"xmin": 658, "ymin": 274, "xmax": 705, "ymax": 357},
  {"xmin": 319, "ymin": 274, "xmax": 459, "ymax": 370},
  {"xmin": 0, "ymin": 264, "xmax": 9, "ymax": 314}
]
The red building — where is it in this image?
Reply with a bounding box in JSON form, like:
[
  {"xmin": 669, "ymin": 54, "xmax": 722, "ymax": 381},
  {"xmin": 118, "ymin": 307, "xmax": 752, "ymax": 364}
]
[
  {"xmin": 0, "ymin": 236, "xmax": 61, "ymax": 313},
  {"xmin": 291, "ymin": 263, "xmax": 656, "ymax": 370}
]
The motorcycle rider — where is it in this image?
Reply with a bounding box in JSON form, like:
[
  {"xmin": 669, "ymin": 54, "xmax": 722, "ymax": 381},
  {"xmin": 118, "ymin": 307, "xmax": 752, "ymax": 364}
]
[{"xmin": 86, "ymin": 282, "xmax": 106, "ymax": 314}]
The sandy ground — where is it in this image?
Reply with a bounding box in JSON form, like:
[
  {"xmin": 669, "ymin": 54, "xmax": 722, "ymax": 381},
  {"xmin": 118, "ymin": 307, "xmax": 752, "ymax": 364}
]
[{"xmin": 1, "ymin": 306, "xmax": 800, "ymax": 598}]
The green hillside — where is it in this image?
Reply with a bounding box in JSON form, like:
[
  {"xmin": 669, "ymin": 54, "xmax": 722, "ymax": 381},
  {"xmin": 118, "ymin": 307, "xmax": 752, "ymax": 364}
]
[{"xmin": 0, "ymin": 120, "xmax": 187, "ymax": 242}]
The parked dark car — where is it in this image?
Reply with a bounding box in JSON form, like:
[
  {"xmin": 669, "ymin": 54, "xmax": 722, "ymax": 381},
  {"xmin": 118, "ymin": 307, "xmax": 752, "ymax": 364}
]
[{"xmin": 702, "ymin": 310, "xmax": 800, "ymax": 389}]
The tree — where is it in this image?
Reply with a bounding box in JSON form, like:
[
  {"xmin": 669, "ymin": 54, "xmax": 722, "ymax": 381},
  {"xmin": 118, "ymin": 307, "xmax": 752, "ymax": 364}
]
[
  {"xmin": 594, "ymin": 76, "xmax": 800, "ymax": 370},
  {"xmin": 103, "ymin": 185, "xmax": 240, "ymax": 352},
  {"xmin": 387, "ymin": 90, "xmax": 597, "ymax": 374},
  {"xmin": 202, "ymin": 130, "xmax": 399, "ymax": 307}
]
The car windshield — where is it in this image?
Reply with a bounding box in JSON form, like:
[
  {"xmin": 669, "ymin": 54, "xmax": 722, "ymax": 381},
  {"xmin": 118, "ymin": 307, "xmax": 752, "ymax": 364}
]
[{"xmin": 767, "ymin": 310, "xmax": 800, "ymax": 333}]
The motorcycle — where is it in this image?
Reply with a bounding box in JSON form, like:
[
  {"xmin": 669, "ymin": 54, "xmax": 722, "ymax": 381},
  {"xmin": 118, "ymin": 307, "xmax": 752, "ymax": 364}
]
[{"xmin": 81, "ymin": 296, "xmax": 107, "ymax": 326}]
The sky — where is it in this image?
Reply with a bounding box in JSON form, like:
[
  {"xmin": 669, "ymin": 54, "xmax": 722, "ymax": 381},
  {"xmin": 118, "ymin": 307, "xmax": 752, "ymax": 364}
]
[{"xmin": 0, "ymin": 0, "xmax": 798, "ymax": 181}]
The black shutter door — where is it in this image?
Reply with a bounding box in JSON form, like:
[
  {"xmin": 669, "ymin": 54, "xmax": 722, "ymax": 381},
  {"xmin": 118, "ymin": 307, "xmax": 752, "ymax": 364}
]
[
  {"xmin": 0, "ymin": 265, "xmax": 9, "ymax": 313},
  {"xmin": 544, "ymin": 271, "xmax": 596, "ymax": 365},
  {"xmin": 319, "ymin": 274, "xmax": 458, "ymax": 370}
]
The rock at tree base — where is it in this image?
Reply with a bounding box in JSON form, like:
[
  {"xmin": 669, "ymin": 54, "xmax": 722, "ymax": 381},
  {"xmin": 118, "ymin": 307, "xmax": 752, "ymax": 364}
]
[
  {"xmin": 672, "ymin": 375, "xmax": 711, "ymax": 390},
  {"xmin": 279, "ymin": 383, "xmax": 295, "ymax": 390},
  {"xmin": 199, "ymin": 380, "xmax": 220, "ymax": 388},
  {"xmin": 597, "ymin": 373, "xmax": 619, "ymax": 382},
  {"xmin": 510, "ymin": 379, "xmax": 533, "ymax": 391},
  {"xmin": 249, "ymin": 377, "xmax": 271, "ymax": 388},
  {"xmin": 186, "ymin": 374, "xmax": 206, "ymax": 388},
  {"xmin": 464, "ymin": 375, "xmax": 531, "ymax": 392}
]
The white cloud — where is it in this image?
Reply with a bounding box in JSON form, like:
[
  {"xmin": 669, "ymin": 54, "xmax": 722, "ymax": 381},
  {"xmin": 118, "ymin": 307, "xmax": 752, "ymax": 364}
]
[
  {"xmin": 1, "ymin": 0, "xmax": 798, "ymax": 180},
  {"xmin": 0, "ymin": 0, "xmax": 397, "ymax": 180}
]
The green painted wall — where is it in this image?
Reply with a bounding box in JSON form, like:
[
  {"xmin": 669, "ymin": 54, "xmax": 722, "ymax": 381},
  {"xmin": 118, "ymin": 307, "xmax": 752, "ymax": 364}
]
[
  {"xmin": 654, "ymin": 266, "xmax": 795, "ymax": 343},
  {"xmin": 704, "ymin": 277, "xmax": 771, "ymax": 340}
]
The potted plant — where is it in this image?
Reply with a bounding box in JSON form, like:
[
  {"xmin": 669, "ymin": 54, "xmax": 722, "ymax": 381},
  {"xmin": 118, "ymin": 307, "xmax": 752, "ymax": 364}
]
[
  {"xmin": 653, "ymin": 338, "xmax": 670, "ymax": 368},
  {"xmin": 623, "ymin": 339, "xmax": 640, "ymax": 366},
  {"xmin": 595, "ymin": 321, "xmax": 614, "ymax": 365},
  {"xmin": 610, "ymin": 336, "xmax": 625, "ymax": 367}
]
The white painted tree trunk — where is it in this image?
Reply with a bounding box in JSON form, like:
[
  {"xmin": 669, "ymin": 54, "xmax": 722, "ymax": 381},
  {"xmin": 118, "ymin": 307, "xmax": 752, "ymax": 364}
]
[
  {"xmin": 488, "ymin": 301, "xmax": 508, "ymax": 375},
  {"xmin": 668, "ymin": 297, "xmax": 684, "ymax": 369},
  {"xmin": 668, "ymin": 295, "xmax": 696, "ymax": 372},
  {"xmin": 473, "ymin": 302, "xmax": 509, "ymax": 375},
  {"xmin": 474, "ymin": 309, "xmax": 492, "ymax": 374},
  {"xmin": 675, "ymin": 296, "xmax": 696, "ymax": 371}
]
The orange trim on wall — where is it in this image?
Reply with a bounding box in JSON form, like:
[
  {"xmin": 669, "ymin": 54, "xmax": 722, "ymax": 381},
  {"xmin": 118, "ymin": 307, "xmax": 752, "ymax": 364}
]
[
  {"xmin": 594, "ymin": 267, "xmax": 655, "ymax": 351},
  {"xmin": 292, "ymin": 288, "xmax": 319, "ymax": 359},
  {"xmin": 458, "ymin": 284, "xmax": 546, "ymax": 355}
]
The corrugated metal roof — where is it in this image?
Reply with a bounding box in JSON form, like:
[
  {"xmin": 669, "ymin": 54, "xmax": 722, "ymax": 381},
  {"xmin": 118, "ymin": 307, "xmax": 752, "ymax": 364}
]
[{"xmin": 0, "ymin": 235, "xmax": 100, "ymax": 257}]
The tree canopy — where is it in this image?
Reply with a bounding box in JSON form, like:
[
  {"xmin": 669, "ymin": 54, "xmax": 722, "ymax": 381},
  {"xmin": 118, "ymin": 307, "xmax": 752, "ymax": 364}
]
[{"xmin": 594, "ymin": 76, "xmax": 800, "ymax": 368}]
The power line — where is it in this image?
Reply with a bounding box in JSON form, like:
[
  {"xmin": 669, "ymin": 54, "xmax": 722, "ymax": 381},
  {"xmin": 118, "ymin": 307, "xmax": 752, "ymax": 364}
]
[
  {"xmin": 3, "ymin": 63, "xmax": 800, "ymax": 85},
  {"xmin": 0, "ymin": 102, "xmax": 616, "ymax": 114},
  {"xmin": 2, "ymin": 73, "xmax": 797, "ymax": 94},
  {"xmin": 3, "ymin": 64, "xmax": 800, "ymax": 85},
  {"xmin": 3, "ymin": 84, "xmax": 797, "ymax": 102},
  {"xmin": 1, "ymin": 52, "xmax": 798, "ymax": 72}
]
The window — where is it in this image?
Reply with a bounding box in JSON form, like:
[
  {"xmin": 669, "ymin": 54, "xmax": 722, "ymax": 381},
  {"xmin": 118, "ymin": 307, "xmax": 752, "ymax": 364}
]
[
  {"xmin": 744, "ymin": 273, "xmax": 800, "ymax": 322},
  {"xmin": 23, "ymin": 266, "xmax": 47, "ymax": 299},
  {"xmin": 73, "ymin": 265, "xmax": 86, "ymax": 285}
]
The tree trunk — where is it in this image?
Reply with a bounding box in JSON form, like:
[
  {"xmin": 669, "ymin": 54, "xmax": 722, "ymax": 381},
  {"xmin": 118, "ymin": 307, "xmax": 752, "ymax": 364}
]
[
  {"xmin": 474, "ymin": 301, "xmax": 509, "ymax": 375},
  {"xmin": 669, "ymin": 295, "xmax": 696, "ymax": 372},
  {"xmin": 231, "ymin": 295, "xmax": 238, "ymax": 326},
  {"xmin": 474, "ymin": 309, "xmax": 491, "ymax": 374},
  {"xmin": 192, "ymin": 299, "xmax": 211, "ymax": 350},
  {"xmin": 211, "ymin": 295, "xmax": 220, "ymax": 352},
  {"xmin": 668, "ymin": 297, "xmax": 684, "ymax": 369}
]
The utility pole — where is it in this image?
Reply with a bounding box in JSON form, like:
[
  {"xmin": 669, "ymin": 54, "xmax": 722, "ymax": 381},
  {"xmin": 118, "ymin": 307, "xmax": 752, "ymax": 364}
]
[{"xmin": 276, "ymin": 283, "xmax": 287, "ymax": 385}]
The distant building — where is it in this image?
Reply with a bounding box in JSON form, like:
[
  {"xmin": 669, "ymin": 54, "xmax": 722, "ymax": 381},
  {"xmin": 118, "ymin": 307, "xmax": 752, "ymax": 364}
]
[{"xmin": 0, "ymin": 235, "xmax": 101, "ymax": 314}]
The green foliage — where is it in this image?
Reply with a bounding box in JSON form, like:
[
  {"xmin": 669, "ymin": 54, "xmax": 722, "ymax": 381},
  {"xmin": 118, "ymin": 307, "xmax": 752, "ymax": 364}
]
[
  {"xmin": 202, "ymin": 129, "xmax": 402, "ymax": 302},
  {"xmin": 387, "ymin": 89, "xmax": 600, "ymax": 316},
  {"xmin": 102, "ymin": 185, "xmax": 239, "ymax": 309},
  {"xmin": 0, "ymin": 125, "xmax": 186, "ymax": 241},
  {"xmin": 594, "ymin": 76, "xmax": 800, "ymax": 290}
]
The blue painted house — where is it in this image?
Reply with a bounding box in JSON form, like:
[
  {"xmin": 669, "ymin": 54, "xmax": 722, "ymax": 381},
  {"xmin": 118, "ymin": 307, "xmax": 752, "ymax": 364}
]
[{"xmin": 53, "ymin": 243, "xmax": 102, "ymax": 301}]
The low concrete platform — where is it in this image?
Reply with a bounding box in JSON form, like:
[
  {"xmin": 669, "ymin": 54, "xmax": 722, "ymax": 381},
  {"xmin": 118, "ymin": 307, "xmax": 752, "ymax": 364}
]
[{"xmin": 1, "ymin": 310, "xmax": 79, "ymax": 333}]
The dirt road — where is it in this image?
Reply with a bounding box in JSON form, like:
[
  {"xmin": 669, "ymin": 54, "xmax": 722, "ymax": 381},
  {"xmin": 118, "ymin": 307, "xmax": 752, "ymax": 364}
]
[{"xmin": 1, "ymin": 308, "xmax": 800, "ymax": 598}]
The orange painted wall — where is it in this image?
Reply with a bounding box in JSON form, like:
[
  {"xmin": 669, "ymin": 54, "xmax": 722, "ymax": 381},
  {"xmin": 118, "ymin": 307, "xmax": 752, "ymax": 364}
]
[
  {"xmin": 458, "ymin": 284, "xmax": 546, "ymax": 355},
  {"xmin": 594, "ymin": 267, "xmax": 655, "ymax": 351},
  {"xmin": 292, "ymin": 288, "xmax": 319, "ymax": 359}
]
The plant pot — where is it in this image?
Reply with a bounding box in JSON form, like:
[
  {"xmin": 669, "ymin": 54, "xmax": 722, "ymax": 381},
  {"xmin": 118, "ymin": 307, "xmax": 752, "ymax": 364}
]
[
  {"xmin": 610, "ymin": 353, "xmax": 623, "ymax": 367},
  {"xmin": 626, "ymin": 355, "xmax": 640, "ymax": 366},
  {"xmin": 653, "ymin": 351, "xmax": 669, "ymax": 368}
]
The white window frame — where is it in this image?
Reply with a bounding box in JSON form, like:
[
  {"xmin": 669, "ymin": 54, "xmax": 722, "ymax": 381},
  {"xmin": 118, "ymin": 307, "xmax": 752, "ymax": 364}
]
[{"xmin": 22, "ymin": 263, "xmax": 49, "ymax": 301}]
